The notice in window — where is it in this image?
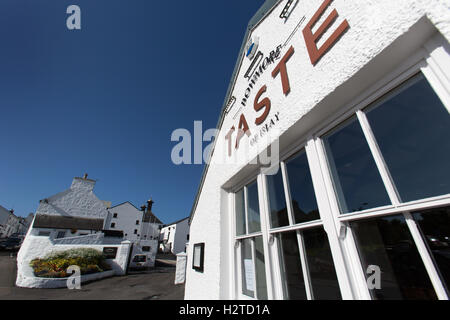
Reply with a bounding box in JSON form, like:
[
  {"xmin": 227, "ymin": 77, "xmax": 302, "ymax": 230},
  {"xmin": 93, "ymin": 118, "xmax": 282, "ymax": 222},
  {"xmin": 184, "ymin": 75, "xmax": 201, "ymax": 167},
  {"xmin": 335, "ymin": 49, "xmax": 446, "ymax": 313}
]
[{"xmin": 244, "ymin": 259, "xmax": 255, "ymax": 292}]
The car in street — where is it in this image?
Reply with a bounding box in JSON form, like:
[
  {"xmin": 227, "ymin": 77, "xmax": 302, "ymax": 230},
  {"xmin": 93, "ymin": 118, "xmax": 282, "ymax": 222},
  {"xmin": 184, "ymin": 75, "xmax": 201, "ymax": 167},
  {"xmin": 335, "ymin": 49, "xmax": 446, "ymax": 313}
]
[{"xmin": 129, "ymin": 254, "xmax": 150, "ymax": 270}]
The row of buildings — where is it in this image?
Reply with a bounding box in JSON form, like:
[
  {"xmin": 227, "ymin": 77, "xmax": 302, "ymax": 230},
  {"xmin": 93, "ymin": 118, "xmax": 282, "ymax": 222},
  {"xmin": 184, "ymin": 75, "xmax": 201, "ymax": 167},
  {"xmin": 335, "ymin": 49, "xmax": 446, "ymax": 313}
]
[
  {"xmin": 15, "ymin": 174, "xmax": 190, "ymax": 288},
  {"xmin": 22, "ymin": 174, "xmax": 188, "ymax": 254},
  {"xmin": 0, "ymin": 205, "xmax": 33, "ymax": 238}
]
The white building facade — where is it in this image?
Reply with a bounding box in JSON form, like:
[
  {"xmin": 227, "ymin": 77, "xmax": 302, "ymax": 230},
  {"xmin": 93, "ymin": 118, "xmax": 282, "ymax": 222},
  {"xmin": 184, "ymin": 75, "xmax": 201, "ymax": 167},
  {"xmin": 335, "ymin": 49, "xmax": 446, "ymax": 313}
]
[
  {"xmin": 185, "ymin": 0, "xmax": 450, "ymax": 300},
  {"xmin": 105, "ymin": 202, "xmax": 144, "ymax": 242},
  {"xmin": 159, "ymin": 217, "xmax": 190, "ymax": 254}
]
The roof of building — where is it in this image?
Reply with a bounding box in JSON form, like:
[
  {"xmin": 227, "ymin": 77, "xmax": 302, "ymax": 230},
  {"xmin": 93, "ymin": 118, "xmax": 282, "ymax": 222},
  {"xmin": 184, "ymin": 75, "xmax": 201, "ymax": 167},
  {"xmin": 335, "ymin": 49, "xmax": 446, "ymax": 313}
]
[
  {"xmin": 109, "ymin": 201, "xmax": 163, "ymax": 224},
  {"xmin": 163, "ymin": 216, "xmax": 189, "ymax": 227},
  {"xmin": 189, "ymin": 0, "xmax": 281, "ymax": 225},
  {"xmin": 109, "ymin": 201, "xmax": 141, "ymax": 210},
  {"xmin": 33, "ymin": 214, "xmax": 104, "ymax": 231},
  {"xmin": 143, "ymin": 210, "xmax": 163, "ymax": 224}
]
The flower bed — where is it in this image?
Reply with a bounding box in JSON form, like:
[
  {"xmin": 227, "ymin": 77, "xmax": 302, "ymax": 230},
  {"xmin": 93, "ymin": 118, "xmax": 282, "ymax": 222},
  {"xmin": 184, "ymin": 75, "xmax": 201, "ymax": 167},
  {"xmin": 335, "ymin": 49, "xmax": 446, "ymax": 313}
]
[{"xmin": 30, "ymin": 248, "xmax": 112, "ymax": 278}]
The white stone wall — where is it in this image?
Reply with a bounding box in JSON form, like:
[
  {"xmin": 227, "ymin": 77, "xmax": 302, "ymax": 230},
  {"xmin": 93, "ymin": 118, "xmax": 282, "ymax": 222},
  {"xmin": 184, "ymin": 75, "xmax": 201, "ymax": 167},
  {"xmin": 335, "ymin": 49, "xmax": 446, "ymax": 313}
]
[
  {"xmin": 175, "ymin": 253, "xmax": 187, "ymax": 285},
  {"xmin": 185, "ymin": 0, "xmax": 450, "ymax": 300},
  {"xmin": 129, "ymin": 239, "xmax": 158, "ymax": 268},
  {"xmin": 16, "ymin": 232, "xmax": 132, "ymax": 288},
  {"xmin": 172, "ymin": 219, "xmax": 189, "ymax": 254}
]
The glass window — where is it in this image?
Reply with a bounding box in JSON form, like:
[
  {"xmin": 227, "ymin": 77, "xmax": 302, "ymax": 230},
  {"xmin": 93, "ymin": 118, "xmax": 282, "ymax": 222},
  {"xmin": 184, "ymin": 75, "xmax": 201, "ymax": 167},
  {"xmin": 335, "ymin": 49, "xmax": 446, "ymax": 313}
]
[
  {"xmin": 286, "ymin": 151, "xmax": 320, "ymax": 224},
  {"xmin": 412, "ymin": 206, "xmax": 450, "ymax": 294},
  {"xmin": 303, "ymin": 228, "xmax": 341, "ymax": 299},
  {"xmin": 254, "ymin": 236, "xmax": 268, "ymax": 299},
  {"xmin": 56, "ymin": 231, "xmax": 66, "ymax": 239},
  {"xmin": 350, "ymin": 214, "xmax": 437, "ymax": 300},
  {"xmin": 247, "ymin": 182, "xmax": 261, "ymax": 234},
  {"xmin": 278, "ymin": 231, "xmax": 307, "ymax": 299},
  {"xmin": 366, "ymin": 73, "xmax": 450, "ymax": 203},
  {"xmin": 267, "ymin": 169, "xmax": 289, "ymax": 228},
  {"xmin": 240, "ymin": 237, "xmax": 267, "ymax": 299},
  {"xmin": 323, "ymin": 116, "xmax": 391, "ymax": 214},
  {"xmin": 235, "ymin": 189, "xmax": 246, "ymax": 236},
  {"xmin": 241, "ymin": 238, "xmax": 255, "ymax": 298}
]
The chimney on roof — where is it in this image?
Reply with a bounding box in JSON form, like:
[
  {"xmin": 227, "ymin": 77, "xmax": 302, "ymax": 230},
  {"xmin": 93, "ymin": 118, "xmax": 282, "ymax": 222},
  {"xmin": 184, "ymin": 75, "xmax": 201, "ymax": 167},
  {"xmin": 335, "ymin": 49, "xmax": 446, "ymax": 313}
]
[
  {"xmin": 83, "ymin": 173, "xmax": 88, "ymax": 179},
  {"xmin": 10, "ymin": 209, "xmax": 14, "ymax": 214},
  {"xmin": 140, "ymin": 205, "xmax": 146, "ymax": 212},
  {"xmin": 147, "ymin": 198, "xmax": 154, "ymax": 211}
]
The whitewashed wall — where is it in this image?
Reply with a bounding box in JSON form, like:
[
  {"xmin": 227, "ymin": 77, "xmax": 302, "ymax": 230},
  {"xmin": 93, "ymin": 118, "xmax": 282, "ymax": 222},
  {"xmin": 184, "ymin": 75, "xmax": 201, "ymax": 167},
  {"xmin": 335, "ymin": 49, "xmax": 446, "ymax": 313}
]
[
  {"xmin": 16, "ymin": 232, "xmax": 132, "ymax": 288},
  {"xmin": 172, "ymin": 218, "xmax": 189, "ymax": 255},
  {"xmin": 185, "ymin": 0, "xmax": 450, "ymax": 300}
]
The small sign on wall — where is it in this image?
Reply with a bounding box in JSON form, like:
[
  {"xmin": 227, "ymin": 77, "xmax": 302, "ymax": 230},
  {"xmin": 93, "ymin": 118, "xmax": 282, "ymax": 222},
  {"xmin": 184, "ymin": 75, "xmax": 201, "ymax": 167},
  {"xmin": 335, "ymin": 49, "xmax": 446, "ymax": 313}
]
[
  {"xmin": 192, "ymin": 243, "xmax": 205, "ymax": 272},
  {"xmin": 103, "ymin": 247, "xmax": 118, "ymax": 259}
]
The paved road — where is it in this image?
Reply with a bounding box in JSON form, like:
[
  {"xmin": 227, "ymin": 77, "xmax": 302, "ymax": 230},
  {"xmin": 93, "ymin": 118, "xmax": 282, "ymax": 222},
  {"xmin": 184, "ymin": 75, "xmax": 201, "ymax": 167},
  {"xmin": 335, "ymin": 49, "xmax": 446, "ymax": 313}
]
[
  {"xmin": 0, "ymin": 252, "xmax": 185, "ymax": 300},
  {"xmin": 0, "ymin": 251, "xmax": 17, "ymax": 295}
]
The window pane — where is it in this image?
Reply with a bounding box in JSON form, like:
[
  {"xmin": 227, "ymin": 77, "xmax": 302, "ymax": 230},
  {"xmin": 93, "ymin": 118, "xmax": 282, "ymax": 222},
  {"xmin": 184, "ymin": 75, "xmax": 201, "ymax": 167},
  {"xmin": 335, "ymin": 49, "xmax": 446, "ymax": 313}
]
[
  {"xmin": 241, "ymin": 238, "xmax": 254, "ymax": 298},
  {"xmin": 366, "ymin": 73, "xmax": 450, "ymax": 202},
  {"xmin": 266, "ymin": 169, "xmax": 289, "ymax": 228},
  {"xmin": 350, "ymin": 214, "xmax": 437, "ymax": 300},
  {"xmin": 247, "ymin": 182, "xmax": 261, "ymax": 233},
  {"xmin": 303, "ymin": 228, "xmax": 342, "ymax": 299},
  {"xmin": 412, "ymin": 206, "xmax": 450, "ymax": 294},
  {"xmin": 278, "ymin": 231, "xmax": 307, "ymax": 299},
  {"xmin": 286, "ymin": 151, "xmax": 320, "ymax": 224},
  {"xmin": 235, "ymin": 189, "xmax": 246, "ymax": 236},
  {"xmin": 323, "ymin": 116, "xmax": 391, "ymax": 213},
  {"xmin": 254, "ymin": 236, "xmax": 268, "ymax": 299}
]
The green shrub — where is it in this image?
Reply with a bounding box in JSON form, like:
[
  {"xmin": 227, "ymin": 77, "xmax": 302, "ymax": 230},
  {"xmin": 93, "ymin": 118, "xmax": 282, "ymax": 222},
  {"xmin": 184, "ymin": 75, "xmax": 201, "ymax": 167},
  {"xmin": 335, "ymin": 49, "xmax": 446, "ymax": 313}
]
[{"xmin": 30, "ymin": 248, "xmax": 112, "ymax": 278}]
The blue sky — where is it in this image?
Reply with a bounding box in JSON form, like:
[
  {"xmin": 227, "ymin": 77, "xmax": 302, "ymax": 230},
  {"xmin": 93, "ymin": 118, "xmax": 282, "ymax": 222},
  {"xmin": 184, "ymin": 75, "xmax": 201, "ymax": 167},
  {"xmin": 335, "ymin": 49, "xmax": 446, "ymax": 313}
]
[{"xmin": 0, "ymin": 0, "xmax": 263, "ymax": 223}]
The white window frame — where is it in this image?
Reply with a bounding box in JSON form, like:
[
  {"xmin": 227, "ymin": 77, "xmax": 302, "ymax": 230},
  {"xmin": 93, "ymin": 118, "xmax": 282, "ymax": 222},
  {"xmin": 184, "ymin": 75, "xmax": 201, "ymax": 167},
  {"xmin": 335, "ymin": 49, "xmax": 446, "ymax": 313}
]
[
  {"xmin": 232, "ymin": 175, "xmax": 273, "ymax": 300},
  {"xmin": 311, "ymin": 32, "xmax": 450, "ymax": 300},
  {"xmin": 229, "ymin": 32, "xmax": 450, "ymax": 301},
  {"xmin": 261, "ymin": 145, "xmax": 349, "ymax": 300}
]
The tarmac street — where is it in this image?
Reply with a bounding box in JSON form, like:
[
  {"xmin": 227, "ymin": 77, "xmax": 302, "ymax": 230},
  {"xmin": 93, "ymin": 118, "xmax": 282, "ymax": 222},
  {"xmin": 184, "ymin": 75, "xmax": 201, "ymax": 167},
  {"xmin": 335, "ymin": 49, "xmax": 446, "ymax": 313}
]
[{"xmin": 0, "ymin": 252, "xmax": 184, "ymax": 300}]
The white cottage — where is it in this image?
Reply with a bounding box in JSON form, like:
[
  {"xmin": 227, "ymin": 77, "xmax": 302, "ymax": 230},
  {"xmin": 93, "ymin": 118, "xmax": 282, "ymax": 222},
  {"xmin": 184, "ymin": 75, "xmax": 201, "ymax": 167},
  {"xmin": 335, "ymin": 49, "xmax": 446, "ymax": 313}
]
[
  {"xmin": 16, "ymin": 175, "xmax": 132, "ymax": 288},
  {"xmin": 185, "ymin": 0, "xmax": 450, "ymax": 300}
]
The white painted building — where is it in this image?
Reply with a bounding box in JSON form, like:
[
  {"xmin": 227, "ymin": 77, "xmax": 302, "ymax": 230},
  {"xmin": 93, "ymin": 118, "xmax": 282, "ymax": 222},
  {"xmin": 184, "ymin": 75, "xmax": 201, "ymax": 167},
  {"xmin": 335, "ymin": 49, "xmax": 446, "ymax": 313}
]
[
  {"xmin": 104, "ymin": 199, "xmax": 163, "ymax": 242},
  {"xmin": 140, "ymin": 199, "xmax": 164, "ymax": 241},
  {"xmin": 29, "ymin": 175, "xmax": 109, "ymax": 239},
  {"xmin": 105, "ymin": 202, "xmax": 144, "ymax": 242},
  {"xmin": 185, "ymin": 0, "xmax": 450, "ymax": 300},
  {"xmin": 16, "ymin": 175, "xmax": 133, "ymax": 288},
  {"xmin": 159, "ymin": 217, "xmax": 190, "ymax": 254}
]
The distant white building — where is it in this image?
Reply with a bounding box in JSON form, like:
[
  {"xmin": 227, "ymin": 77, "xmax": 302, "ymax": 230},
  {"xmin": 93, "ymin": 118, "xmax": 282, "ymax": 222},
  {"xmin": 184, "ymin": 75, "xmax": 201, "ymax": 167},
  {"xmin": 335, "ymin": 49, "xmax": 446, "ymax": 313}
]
[
  {"xmin": 0, "ymin": 206, "xmax": 22, "ymax": 238},
  {"xmin": 105, "ymin": 202, "xmax": 142, "ymax": 241},
  {"xmin": 104, "ymin": 199, "xmax": 163, "ymax": 242},
  {"xmin": 140, "ymin": 199, "xmax": 163, "ymax": 242},
  {"xmin": 159, "ymin": 217, "xmax": 189, "ymax": 254}
]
